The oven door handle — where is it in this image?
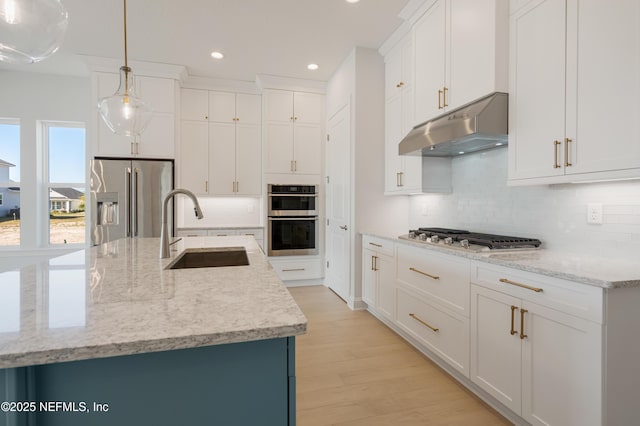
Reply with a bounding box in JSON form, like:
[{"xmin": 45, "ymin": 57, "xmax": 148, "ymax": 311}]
[
  {"xmin": 267, "ymin": 194, "xmax": 318, "ymax": 197},
  {"xmin": 268, "ymin": 217, "xmax": 319, "ymax": 221}
]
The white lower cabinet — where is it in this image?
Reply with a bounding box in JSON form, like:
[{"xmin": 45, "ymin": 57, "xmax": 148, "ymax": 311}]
[
  {"xmin": 269, "ymin": 257, "xmax": 323, "ymax": 282},
  {"xmin": 359, "ymin": 236, "xmax": 629, "ymax": 425},
  {"xmin": 362, "ymin": 236, "xmax": 395, "ymax": 321},
  {"xmin": 176, "ymin": 228, "xmax": 264, "ymax": 251},
  {"xmin": 470, "ymin": 264, "xmax": 603, "ymax": 426}
]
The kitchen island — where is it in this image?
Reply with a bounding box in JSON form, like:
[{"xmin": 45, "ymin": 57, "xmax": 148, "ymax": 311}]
[{"xmin": 0, "ymin": 236, "xmax": 307, "ymax": 426}]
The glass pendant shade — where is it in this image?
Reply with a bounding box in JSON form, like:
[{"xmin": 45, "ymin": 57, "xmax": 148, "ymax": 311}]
[
  {"xmin": 0, "ymin": 0, "xmax": 68, "ymax": 64},
  {"xmin": 98, "ymin": 66, "xmax": 153, "ymax": 137}
]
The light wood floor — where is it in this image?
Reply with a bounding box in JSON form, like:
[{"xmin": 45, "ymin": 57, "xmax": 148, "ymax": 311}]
[{"xmin": 289, "ymin": 285, "xmax": 512, "ymax": 426}]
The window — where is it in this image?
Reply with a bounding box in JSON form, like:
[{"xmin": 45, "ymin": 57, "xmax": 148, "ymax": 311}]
[
  {"xmin": 43, "ymin": 122, "xmax": 86, "ymax": 246},
  {"xmin": 0, "ymin": 119, "xmax": 20, "ymax": 247}
]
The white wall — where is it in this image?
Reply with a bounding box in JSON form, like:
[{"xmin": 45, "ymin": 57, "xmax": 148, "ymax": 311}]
[
  {"xmin": 0, "ymin": 70, "xmax": 90, "ymax": 250},
  {"xmin": 408, "ymin": 147, "xmax": 640, "ymax": 261}
]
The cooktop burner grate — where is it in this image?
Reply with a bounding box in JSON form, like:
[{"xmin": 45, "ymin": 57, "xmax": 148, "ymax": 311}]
[{"xmin": 410, "ymin": 228, "xmax": 542, "ymax": 250}]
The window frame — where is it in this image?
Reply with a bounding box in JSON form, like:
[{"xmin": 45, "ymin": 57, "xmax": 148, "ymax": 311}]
[{"xmin": 40, "ymin": 121, "xmax": 87, "ymax": 248}]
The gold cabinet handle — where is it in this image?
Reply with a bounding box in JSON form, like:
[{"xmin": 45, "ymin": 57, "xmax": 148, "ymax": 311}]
[
  {"xmin": 553, "ymin": 140, "xmax": 562, "ymax": 168},
  {"xmin": 283, "ymin": 268, "xmax": 305, "ymax": 272},
  {"xmin": 409, "ymin": 313, "xmax": 439, "ymax": 332},
  {"xmin": 499, "ymin": 278, "xmax": 543, "ymax": 293},
  {"xmin": 438, "ymin": 89, "xmax": 443, "ymax": 109},
  {"xmin": 510, "ymin": 306, "xmax": 518, "ymax": 336},
  {"xmin": 520, "ymin": 309, "xmax": 528, "ymax": 340},
  {"xmin": 409, "ymin": 267, "xmax": 440, "ymax": 280},
  {"xmin": 398, "ymin": 171, "xmax": 404, "ymax": 187},
  {"xmin": 443, "ymin": 87, "xmax": 448, "ymax": 108},
  {"xmin": 368, "ymin": 242, "xmax": 382, "ymax": 248},
  {"xmin": 205, "ymin": 180, "xmax": 209, "ymax": 193},
  {"xmin": 565, "ymin": 138, "xmax": 572, "ymax": 167},
  {"xmin": 371, "ymin": 255, "xmax": 379, "ymax": 271},
  {"xmin": 291, "ymin": 160, "xmax": 295, "ymax": 172}
]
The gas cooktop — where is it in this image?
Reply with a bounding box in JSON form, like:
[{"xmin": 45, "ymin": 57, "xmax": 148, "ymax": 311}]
[{"xmin": 399, "ymin": 227, "xmax": 542, "ymax": 252}]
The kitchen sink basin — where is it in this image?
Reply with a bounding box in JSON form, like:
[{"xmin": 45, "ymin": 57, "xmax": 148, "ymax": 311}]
[{"xmin": 167, "ymin": 247, "xmax": 249, "ymax": 269}]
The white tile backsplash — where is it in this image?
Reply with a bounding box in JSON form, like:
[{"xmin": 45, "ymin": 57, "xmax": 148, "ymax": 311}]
[
  {"xmin": 177, "ymin": 197, "xmax": 263, "ymax": 228},
  {"xmin": 408, "ymin": 148, "xmax": 640, "ymax": 261}
]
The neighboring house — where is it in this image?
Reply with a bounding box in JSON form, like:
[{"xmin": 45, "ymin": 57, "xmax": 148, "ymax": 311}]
[
  {"xmin": 50, "ymin": 188, "xmax": 84, "ymax": 213},
  {"xmin": 0, "ymin": 158, "xmax": 20, "ymax": 218}
]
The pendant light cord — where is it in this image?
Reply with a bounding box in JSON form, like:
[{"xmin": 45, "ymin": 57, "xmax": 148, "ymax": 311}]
[{"xmin": 123, "ymin": 0, "xmax": 129, "ymax": 93}]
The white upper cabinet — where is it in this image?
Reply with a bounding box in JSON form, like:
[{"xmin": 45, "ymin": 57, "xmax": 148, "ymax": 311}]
[
  {"xmin": 263, "ymin": 89, "xmax": 324, "ymax": 175},
  {"xmin": 413, "ymin": 0, "xmax": 509, "ymax": 125},
  {"xmin": 181, "ymin": 89, "xmax": 209, "ymax": 121},
  {"xmin": 179, "ymin": 89, "xmax": 261, "ymax": 196},
  {"xmin": 93, "ymin": 72, "xmax": 177, "ymax": 159},
  {"xmin": 509, "ymin": 0, "xmax": 640, "ymax": 184},
  {"xmin": 384, "ymin": 34, "xmax": 451, "ymax": 195}
]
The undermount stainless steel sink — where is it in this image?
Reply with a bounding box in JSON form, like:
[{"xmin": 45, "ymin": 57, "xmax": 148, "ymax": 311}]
[{"xmin": 167, "ymin": 247, "xmax": 249, "ymax": 269}]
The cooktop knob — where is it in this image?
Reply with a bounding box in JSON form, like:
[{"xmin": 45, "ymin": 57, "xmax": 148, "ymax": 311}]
[
  {"xmin": 444, "ymin": 237, "xmax": 453, "ymax": 245},
  {"xmin": 430, "ymin": 235, "xmax": 439, "ymax": 243},
  {"xmin": 418, "ymin": 233, "xmax": 427, "ymax": 241},
  {"xmin": 409, "ymin": 231, "xmax": 416, "ymax": 239},
  {"xmin": 460, "ymin": 239, "xmax": 469, "ymax": 249}
]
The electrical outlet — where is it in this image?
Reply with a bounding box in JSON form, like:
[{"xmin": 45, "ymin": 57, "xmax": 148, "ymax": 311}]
[{"xmin": 587, "ymin": 203, "xmax": 603, "ymax": 224}]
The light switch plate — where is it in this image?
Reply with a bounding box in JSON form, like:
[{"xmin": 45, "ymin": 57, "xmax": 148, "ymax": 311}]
[{"xmin": 587, "ymin": 203, "xmax": 603, "ymax": 224}]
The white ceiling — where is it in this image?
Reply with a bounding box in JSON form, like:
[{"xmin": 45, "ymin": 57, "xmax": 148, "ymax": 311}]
[{"xmin": 1, "ymin": 0, "xmax": 410, "ymax": 82}]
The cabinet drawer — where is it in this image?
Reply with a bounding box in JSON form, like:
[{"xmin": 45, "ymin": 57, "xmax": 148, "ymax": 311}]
[
  {"xmin": 236, "ymin": 228, "xmax": 264, "ymax": 241},
  {"xmin": 269, "ymin": 258, "xmax": 323, "ymax": 281},
  {"xmin": 176, "ymin": 229, "xmax": 208, "ymax": 237},
  {"xmin": 362, "ymin": 235, "xmax": 394, "ymax": 257},
  {"xmin": 396, "ymin": 245, "xmax": 470, "ymax": 316},
  {"xmin": 471, "ymin": 262, "xmax": 603, "ymax": 323},
  {"xmin": 396, "ymin": 287, "xmax": 469, "ymax": 376}
]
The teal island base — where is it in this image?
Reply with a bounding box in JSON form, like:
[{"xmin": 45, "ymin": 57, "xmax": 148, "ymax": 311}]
[{"xmin": 1, "ymin": 337, "xmax": 296, "ymax": 426}]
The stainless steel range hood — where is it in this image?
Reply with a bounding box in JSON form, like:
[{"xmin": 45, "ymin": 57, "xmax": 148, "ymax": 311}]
[{"xmin": 399, "ymin": 92, "xmax": 508, "ymax": 157}]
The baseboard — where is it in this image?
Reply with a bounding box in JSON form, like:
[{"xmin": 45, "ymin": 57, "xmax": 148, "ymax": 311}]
[{"xmin": 284, "ymin": 279, "xmax": 325, "ymax": 288}]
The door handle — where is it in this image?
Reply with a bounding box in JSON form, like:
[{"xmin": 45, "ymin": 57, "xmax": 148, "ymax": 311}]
[
  {"xmin": 339, "ymin": 225, "xmax": 348, "ymax": 230},
  {"xmin": 132, "ymin": 168, "xmax": 139, "ymax": 236},
  {"xmin": 565, "ymin": 138, "xmax": 573, "ymax": 167},
  {"xmin": 520, "ymin": 309, "xmax": 528, "ymax": 340},
  {"xmin": 510, "ymin": 306, "xmax": 518, "ymax": 336},
  {"xmin": 125, "ymin": 168, "xmax": 132, "ymax": 237}
]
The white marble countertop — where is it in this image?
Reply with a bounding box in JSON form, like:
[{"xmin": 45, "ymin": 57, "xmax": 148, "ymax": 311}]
[
  {"xmin": 364, "ymin": 233, "xmax": 640, "ymax": 289},
  {"xmin": 0, "ymin": 236, "xmax": 307, "ymax": 369}
]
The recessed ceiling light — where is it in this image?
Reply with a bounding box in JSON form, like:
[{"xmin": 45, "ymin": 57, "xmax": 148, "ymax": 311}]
[
  {"xmin": 307, "ymin": 63, "xmax": 319, "ymax": 71},
  {"xmin": 346, "ymin": 0, "xmax": 360, "ymax": 3},
  {"xmin": 210, "ymin": 51, "xmax": 224, "ymax": 59}
]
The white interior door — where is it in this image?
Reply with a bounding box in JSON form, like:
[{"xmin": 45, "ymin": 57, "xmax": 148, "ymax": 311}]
[{"xmin": 325, "ymin": 105, "xmax": 351, "ymax": 303}]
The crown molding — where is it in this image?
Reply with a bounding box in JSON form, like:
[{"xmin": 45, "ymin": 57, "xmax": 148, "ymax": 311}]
[
  {"xmin": 81, "ymin": 55, "xmax": 188, "ymax": 81},
  {"xmin": 255, "ymin": 74, "xmax": 326, "ymax": 94}
]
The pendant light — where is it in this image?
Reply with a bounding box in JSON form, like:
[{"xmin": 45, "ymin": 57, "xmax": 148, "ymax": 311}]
[
  {"xmin": 0, "ymin": 0, "xmax": 68, "ymax": 63},
  {"xmin": 98, "ymin": 0, "xmax": 152, "ymax": 137}
]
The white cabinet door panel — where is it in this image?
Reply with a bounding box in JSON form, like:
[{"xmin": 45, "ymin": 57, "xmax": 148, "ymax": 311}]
[
  {"xmin": 180, "ymin": 121, "xmax": 209, "ymax": 194},
  {"xmin": 521, "ymin": 300, "xmax": 602, "ymax": 426},
  {"xmin": 181, "ymin": 89, "xmax": 208, "ymax": 121},
  {"xmin": 293, "ymin": 92, "xmax": 323, "ymax": 124},
  {"xmin": 470, "ymin": 284, "xmax": 522, "ymax": 413},
  {"xmin": 208, "ymin": 123, "xmax": 236, "ymax": 195},
  {"xmin": 293, "ymin": 124, "xmax": 322, "ymax": 174},
  {"xmin": 264, "ymin": 122, "xmax": 294, "ymax": 173},
  {"xmin": 208, "ymin": 91, "xmax": 236, "ymax": 123},
  {"xmin": 236, "ymin": 94, "xmax": 262, "ymax": 125},
  {"xmin": 235, "ymin": 124, "xmax": 261, "ymax": 196}
]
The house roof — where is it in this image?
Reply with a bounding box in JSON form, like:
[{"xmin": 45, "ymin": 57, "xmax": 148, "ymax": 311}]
[
  {"xmin": 0, "ymin": 158, "xmax": 16, "ymax": 168},
  {"xmin": 50, "ymin": 188, "xmax": 84, "ymax": 200}
]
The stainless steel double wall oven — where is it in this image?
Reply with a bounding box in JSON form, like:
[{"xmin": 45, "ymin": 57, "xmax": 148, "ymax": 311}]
[{"xmin": 267, "ymin": 184, "xmax": 319, "ymax": 256}]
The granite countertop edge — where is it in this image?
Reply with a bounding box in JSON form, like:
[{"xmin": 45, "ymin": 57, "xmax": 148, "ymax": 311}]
[{"xmin": 362, "ymin": 233, "xmax": 640, "ymax": 289}]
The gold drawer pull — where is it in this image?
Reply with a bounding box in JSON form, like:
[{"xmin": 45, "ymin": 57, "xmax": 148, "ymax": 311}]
[
  {"xmin": 409, "ymin": 313, "xmax": 439, "ymax": 332},
  {"xmin": 553, "ymin": 140, "xmax": 561, "ymax": 168},
  {"xmin": 368, "ymin": 242, "xmax": 382, "ymax": 248},
  {"xmin": 410, "ymin": 267, "xmax": 440, "ymax": 280},
  {"xmin": 565, "ymin": 137, "xmax": 573, "ymax": 167},
  {"xmin": 283, "ymin": 268, "xmax": 305, "ymax": 272},
  {"xmin": 499, "ymin": 278, "xmax": 543, "ymax": 293}
]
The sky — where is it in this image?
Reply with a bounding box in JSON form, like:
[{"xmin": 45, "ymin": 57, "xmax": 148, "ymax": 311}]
[{"xmin": 0, "ymin": 123, "xmax": 85, "ymax": 183}]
